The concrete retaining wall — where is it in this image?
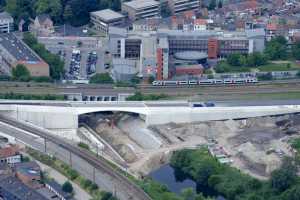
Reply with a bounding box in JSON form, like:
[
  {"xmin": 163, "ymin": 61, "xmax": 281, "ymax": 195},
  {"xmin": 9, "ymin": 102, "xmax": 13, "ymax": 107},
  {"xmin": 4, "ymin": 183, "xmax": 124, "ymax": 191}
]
[
  {"xmin": 146, "ymin": 105, "xmax": 300, "ymax": 125},
  {"xmin": 2, "ymin": 104, "xmax": 300, "ymax": 133}
]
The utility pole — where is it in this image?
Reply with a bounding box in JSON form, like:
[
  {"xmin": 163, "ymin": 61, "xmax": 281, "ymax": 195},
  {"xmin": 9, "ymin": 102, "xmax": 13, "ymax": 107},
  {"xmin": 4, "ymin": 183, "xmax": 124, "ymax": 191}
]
[
  {"xmin": 44, "ymin": 138, "xmax": 47, "ymax": 153},
  {"xmin": 93, "ymin": 167, "xmax": 96, "ymax": 183},
  {"xmin": 69, "ymin": 151, "xmax": 72, "ymax": 167}
]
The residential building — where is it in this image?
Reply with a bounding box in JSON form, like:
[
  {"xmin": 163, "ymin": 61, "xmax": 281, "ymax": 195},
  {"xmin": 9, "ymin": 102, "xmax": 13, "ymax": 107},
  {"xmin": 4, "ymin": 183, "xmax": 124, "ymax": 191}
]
[
  {"xmin": 122, "ymin": 0, "xmax": 160, "ymax": 21},
  {"xmin": 194, "ymin": 19, "xmax": 208, "ymax": 31},
  {"xmin": 168, "ymin": 0, "xmax": 201, "ymax": 14},
  {"xmin": 0, "ymin": 12, "xmax": 14, "ymax": 33},
  {"xmin": 15, "ymin": 161, "xmax": 42, "ymax": 189},
  {"xmin": 0, "ymin": 33, "xmax": 50, "ymax": 77},
  {"xmin": 30, "ymin": 14, "xmax": 54, "ymax": 36},
  {"xmin": 0, "ymin": 146, "xmax": 21, "ymax": 165},
  {"xmin": 45, "ymin": 180, "xmax": 73, "ymax": 200},
  {"xmin": 0, "ymin": 176, "xmax": 47, "ymax": 200},
  {"xmin": 90, "ymin": 9, "xmax": 125, "ymax": 35}
]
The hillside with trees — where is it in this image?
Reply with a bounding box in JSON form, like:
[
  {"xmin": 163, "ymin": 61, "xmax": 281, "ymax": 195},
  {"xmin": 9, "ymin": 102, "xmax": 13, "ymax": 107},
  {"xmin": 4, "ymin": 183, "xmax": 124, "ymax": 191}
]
[{"xmin": 2, "ymin": 0, "xmax": 121, "ymax": 27}]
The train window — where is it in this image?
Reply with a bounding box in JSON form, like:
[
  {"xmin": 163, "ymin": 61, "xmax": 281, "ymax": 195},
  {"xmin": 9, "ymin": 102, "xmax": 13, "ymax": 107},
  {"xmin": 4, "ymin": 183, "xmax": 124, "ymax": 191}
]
[
  {"xmin": 199, "ymin": 80, "xmax": 213, "ymax": 84},
  {"xmin": 224, "ymin": 80, "xmax": 233, "ymax": 84},
  {"xmin": 189, "ymin": 80, "xmax": 198, "ymax": 85},
  {"xmin": 235, "ymin": 80, "xmax": 245, "ymax": 84},
  {"xmin": 164, "ymin": 81, "xmax": 178, "ymax": 85},
  {"xmin": 215, "ymin": 80, "xmax": 223, "ymax": 84},
  {"xmin": 179, "ymin": 81, "xmax": 188, "ymax": 85}
]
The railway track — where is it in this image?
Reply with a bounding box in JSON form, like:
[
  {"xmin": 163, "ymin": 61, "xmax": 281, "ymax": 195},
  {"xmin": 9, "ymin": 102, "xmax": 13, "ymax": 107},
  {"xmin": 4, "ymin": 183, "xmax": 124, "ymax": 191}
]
[{"xmin": 0, "ymin": 115, "xmax": 151, "ymax": 200}]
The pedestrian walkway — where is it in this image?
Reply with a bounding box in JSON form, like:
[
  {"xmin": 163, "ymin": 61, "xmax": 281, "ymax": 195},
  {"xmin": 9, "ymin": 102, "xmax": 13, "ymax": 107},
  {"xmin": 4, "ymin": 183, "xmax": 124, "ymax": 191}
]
[{"xmin": 37, "ymin": 161, "xmax": 91, "ymax": 200}]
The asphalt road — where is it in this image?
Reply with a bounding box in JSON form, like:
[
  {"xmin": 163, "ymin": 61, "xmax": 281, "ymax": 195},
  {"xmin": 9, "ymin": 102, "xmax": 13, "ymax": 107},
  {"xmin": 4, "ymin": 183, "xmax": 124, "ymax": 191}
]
[
  {"xmin": 214, "ymin": 99, "xmax": 300, "ymax": 107},
  {"xmin": 0, "ymin": 116, "xmax": 151, "ymax": 200}
]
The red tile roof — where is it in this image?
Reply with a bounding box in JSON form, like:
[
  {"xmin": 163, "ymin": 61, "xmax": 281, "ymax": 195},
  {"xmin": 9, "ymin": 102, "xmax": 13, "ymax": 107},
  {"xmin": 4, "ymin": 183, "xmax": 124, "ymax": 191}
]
[
  {"xmin": 0, "ymin": 146, "xmax": 19, "ymax": 158},
  {"xmin": 183, "ymin": 10, "xmax": 195, "ymax": 19},
  {"xmin": 266, "ymin": 23, "xmax": 277, "ymax": 31},
  {"xmin": 194, "ymin": 19, "xmax": 207, "ymax": 25}
]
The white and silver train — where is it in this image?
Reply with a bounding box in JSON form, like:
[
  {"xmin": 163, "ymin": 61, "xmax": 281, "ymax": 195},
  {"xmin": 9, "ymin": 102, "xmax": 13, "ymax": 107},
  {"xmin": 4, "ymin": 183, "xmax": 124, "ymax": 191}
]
[{"xmin": 152, "ymin": 78, "xmax": 258, "ymax": 86}]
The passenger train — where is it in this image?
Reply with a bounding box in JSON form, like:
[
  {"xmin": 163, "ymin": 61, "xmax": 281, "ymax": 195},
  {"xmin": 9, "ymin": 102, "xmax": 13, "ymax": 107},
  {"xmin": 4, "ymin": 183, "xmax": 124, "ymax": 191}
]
[{"xmin": 152, "ymin": 78, "xmax": 258, "ymax": 86}]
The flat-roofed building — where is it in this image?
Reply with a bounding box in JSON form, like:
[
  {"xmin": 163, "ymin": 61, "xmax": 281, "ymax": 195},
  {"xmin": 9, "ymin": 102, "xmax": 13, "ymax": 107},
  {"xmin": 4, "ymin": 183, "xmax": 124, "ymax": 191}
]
[
  {"xmin": 0, "ymin": 12, "xmax": 14, "ymax": 33},
  {"xmin": 122, "ymin": 0, "xmax": 160, "ymax": 21},
  {"xmin": 0, "ymin": 33, "xmax": 50, "ymax": 77},
  {"xmin": 168, "ymin": 0, "xmax": 201, "ymax": 14},
  {"xmin": 90, "ymin": 9, "xmax": 125, "ymax": 34}
]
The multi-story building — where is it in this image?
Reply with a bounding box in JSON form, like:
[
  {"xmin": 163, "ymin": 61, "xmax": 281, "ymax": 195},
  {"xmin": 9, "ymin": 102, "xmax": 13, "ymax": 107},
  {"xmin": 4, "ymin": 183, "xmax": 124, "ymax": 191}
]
[
  {"xmin": 122, "ymin": 0, "xmax": 160, "ymax": 21},
  {"xmin": 158, "ymin": 29, "xmax": 265, "ymax": 57},
  {"xmin": 0, "ymin": 33, "xmax": 50, "ymax": 77},
  {"xmin": 108, "ymin": 28, "xmax": 265, "ymax": 80},
  {"xmin": 168, "ymin": 0, "xmax": 201, "ymax": 14},
  {"xmin": 0, "ymin": 12, "xmax": 14, "ymax": 33},
  {"xmin": 90, "ymin": 9, "xmax": 125, "ymax": 35},
  {"xmin": 156, "ymin": 37, "xmax": 169, "ymax": 80}
]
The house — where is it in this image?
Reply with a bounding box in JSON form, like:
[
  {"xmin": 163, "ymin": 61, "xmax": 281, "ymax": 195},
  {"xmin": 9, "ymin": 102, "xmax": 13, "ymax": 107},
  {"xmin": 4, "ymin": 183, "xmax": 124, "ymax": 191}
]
[
  {"xmin": 15, "ymin": 161, "xmax": 42, "ymax": 189},
  {"xmin": 0, "ymin": 146, "xmax": 21, "ymax": 165},
  {"xmin": 30, "ymin": 14, "xmax": 54, "ymax": 36},
  {"xmin": 0, "ymin": 175, "xmax": 47, "ymax": 200},
  {"xmin": 46, "ymin": 180, "xmax": 74, "ymax": 200},
  {"xmin": 194, "ymin": 19, "xmax": 208, "ymax": 31}
]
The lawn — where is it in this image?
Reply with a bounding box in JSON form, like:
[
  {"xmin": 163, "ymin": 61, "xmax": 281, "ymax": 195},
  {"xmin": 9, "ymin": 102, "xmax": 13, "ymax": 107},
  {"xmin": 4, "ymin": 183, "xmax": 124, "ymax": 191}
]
[
  {"xmin": 257, "ymin": 62, "xmax": 300, "ymax": 72},
  {"xmin": 215, "ymin": 61, "xmax": 300, "ymax": 73}
]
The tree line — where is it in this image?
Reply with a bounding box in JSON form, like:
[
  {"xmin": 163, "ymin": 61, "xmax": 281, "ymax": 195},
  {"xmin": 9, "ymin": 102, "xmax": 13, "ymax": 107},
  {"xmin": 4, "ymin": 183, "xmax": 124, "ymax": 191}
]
[
  {"xmin": 170, "ymin": 147, "xmax": 300, "ymax": 200},
  {"xmin": 2, "ymin": 0, "xmax": 121, "ymax": 27},
  {"xmin": 23, "ymin": 32, "xmax": 64, "ymax": 80},
  {"xmin": 216, "ymin": 36, "xmax": 300, "ymax": 73}
]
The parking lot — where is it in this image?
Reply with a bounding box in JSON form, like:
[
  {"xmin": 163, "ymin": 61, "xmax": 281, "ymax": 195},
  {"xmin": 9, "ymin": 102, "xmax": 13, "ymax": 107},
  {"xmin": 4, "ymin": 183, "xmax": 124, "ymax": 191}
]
[{"xmin": 38, "ymin": 36, "xmax": 109, "ymax": 80}]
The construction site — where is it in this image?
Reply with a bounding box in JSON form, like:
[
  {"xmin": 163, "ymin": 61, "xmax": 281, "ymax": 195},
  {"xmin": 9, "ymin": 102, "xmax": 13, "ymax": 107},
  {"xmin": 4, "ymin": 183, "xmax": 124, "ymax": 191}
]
[{"xmin": 76, "ymin": 111, "xmax": 300, "ymax": 179}]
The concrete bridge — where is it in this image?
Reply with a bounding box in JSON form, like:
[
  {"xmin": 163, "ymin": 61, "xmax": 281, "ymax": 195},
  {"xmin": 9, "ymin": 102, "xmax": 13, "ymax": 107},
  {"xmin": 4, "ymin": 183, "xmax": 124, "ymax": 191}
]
[{"xmin": 1, "ymin": 100, "xmax": 300, "ymax": 133}]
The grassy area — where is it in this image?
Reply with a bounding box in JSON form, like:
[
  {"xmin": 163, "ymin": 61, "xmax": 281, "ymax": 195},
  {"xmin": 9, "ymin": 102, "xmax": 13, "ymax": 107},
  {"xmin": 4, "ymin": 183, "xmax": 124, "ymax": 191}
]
[
  {"xmin": 258, "ymin": 62, "xmax": 300, "ymax": 72},
  {"xmin": 216, "ymin": 60, "xmax": 300, "ymax": 73},
  {"xmin": 0, "ymin": 92, "xmax": 65, "ymax": 100},
  {"xmin": 215, "ymin": 62, "xmax": 251, "ymax": 73}
]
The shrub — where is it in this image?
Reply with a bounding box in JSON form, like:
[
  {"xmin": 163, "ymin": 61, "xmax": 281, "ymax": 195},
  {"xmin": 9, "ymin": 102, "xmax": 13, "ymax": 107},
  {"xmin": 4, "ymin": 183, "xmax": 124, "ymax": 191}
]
[{"xmin": 62, "ymin": 181, "xmax": 73, "ymax": 193}]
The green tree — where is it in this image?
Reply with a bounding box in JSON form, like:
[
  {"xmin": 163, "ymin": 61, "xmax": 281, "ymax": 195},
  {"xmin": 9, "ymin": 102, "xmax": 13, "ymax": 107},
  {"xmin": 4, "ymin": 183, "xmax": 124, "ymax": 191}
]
[
  {"xmin": 12, "ymin": 64, "xmax": 31, "ymax": 80},
  {"xmin": 271, "ymin": 157, "xmax": 297, "ymax": 192},
  {"xmin": 63, "ymin": 4, "xmax": 73, "ymax": 22},
  {"xmin": 227, "ymin": 53, "xmax": 245, "ymax": 66},
  {"xmin": 280, "ymin": 184, "xmax": 300, "ymax": 200},
  {"xmin": 292, "ymin": 41, "xmax": 300, "ymax": 60},
  {"xmin": 101, "ymin": 192, "xmax": 118, "ymax": 200},
  {"xmin": 148, "ymin": 75, "xmax": 155, "ymax": 84},
  {"xmin": 35, "ymin": 0, "xmax": 62, "ymax": 23},
  {"xmin": 23, "ymin": 33, "xmax": 64, "ymax": 80},
  {"xmin": 215, "ymin": 62, "xmax": 231, "ymax": 73},
  {"xmin": 208, "ymin": 0, "xmax": 216, "ymax": 10},
  {"xmin": 62, "ymin": 181, "xmax": 73, "ymax": 193},
  {"xmin": 181, "ymin": 188, "xmax": 195, "ymax": 200},
  {"xmin": 218, "ymin": 0, "xmax": 223, "ymax": 8},
  {"xmin": 160, "ymin": 5, "xmax": 172, "ymax": 17},
  {"xmin": 246, "ymin": 52, "xmax": 268, "ymax": 67},
  {"xmin": 89, "ymin": 73, "xmax": 114, "ymax": 84},
  {"xmin": 265, "ymin": 36, "xmax": 288, "ymax": 60}
]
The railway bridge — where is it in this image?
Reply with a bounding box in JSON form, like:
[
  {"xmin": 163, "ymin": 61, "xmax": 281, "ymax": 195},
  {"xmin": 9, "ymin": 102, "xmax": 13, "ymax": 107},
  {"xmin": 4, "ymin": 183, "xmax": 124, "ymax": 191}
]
[{"xmin": 1, "ymin": 100, "xmax": 300, "ymax": 133}]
